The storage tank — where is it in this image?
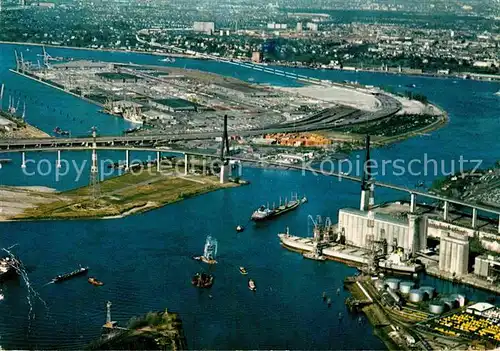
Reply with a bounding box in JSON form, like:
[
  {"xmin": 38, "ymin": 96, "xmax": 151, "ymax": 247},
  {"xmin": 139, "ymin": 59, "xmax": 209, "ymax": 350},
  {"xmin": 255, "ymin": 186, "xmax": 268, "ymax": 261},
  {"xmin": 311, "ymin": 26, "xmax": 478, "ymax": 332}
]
[
  {"xmin": 450, "ymin": 293, "xmax": 467, "ymax": 307},
  {"xmin": 374, "ymin": 279, "xmax": 386, "ymax": 291},
  {"xmin": 399, "ymin": 281, "xmax": 415, "ymax": 294},
  {"xmin": 442, "ymin": 298, "xmax": 457, "ymax": 310},
  {"xmin": 386, "ymin": 278, "xmax": 401, "ymax": 291},
  {"xmin": 408, "ymin": 289, "xmax": 424, "ymax": 303},
  {"xmin": 429, "ymin": 301, "xmax": 445, "ymax": 315},
  {"xmin": 419, "ymin": 286, "xmax": 435, "ymax": 300}
]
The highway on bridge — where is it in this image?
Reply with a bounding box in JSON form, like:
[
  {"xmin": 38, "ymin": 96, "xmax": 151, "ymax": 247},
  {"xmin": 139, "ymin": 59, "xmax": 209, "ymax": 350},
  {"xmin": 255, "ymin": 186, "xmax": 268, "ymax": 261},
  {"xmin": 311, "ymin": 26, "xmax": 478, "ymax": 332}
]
[{"xmin": 1, "ymin": 142, "xmax": 499, "ymax": 218}]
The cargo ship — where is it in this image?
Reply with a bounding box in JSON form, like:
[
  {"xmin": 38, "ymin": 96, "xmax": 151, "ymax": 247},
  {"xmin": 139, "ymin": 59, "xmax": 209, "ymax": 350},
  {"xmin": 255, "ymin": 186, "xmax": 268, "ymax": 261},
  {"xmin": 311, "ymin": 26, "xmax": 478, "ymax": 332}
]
[
  {"xmin": 192, "ymin": 236, "xmax": 218, "ymax": 264},
  {"xmin": 0, "ymin": 257, "xmax": 21, "ymax": 281},
  {"xmin": 278, "ymin": 225, "xmax": 423, "ymax": 275},
  {"xmin": 52, "ymin": 266, "xmax": 89, "ymax": 283},
  {"xmin": 251, "ymin": 194, "xmax": 307, "ymax": 221}
]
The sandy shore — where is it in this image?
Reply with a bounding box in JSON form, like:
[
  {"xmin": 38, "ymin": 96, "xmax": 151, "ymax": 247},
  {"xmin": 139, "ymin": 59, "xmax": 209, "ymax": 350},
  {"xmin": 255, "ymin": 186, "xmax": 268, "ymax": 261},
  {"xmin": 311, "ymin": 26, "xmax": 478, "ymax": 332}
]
[{"xmin": 0, "ymin": 186, "xmax": 61, "ymax": 221}]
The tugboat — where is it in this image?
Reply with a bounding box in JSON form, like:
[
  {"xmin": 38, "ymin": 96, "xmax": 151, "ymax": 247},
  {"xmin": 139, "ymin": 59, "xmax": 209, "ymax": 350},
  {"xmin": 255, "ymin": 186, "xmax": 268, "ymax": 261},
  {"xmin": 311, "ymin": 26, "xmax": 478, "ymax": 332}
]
[
  {"xmin": 52, "ymin": 266, "xmax": 88, "ymax": 283},
  {"xmin": 0, "ymin": 256, "xmax": 21, "ymax": 282},
  {"xmin": 248, "ymin": 279, "xmax": 256, "ymax": 291},
  {"xmin": 88, "ymin": 277, "xmax": 104, "ymax": 286},
  {"xmin": 191, "ymin": 272, "xmax": 214, "ymax": 288},
  {"xmin": 192, "ymin": 236, "xmax": 218, "ymax": 264},
  {"xmin": 239, "ymin": 267, "xmax": 248, "ymax": 275},
  {"xmin": 251, "ymin": 194, "xmax": 307, "ymax": 221}
]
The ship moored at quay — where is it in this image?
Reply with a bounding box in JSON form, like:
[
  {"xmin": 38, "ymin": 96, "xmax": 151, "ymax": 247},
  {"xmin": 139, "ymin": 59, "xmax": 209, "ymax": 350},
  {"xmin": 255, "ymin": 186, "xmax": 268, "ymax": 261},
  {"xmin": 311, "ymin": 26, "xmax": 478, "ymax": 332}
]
[{"xmin": 278, "ymin": 223, "xmax": 423, "ymax": 275}]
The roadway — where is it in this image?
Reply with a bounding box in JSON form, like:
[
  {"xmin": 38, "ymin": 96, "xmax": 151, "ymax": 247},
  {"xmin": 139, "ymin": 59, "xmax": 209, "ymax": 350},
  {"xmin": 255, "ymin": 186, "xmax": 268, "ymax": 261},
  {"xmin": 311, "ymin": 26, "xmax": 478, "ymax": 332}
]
[{"xmin": 1, "ymin": 143, "xmax": 499, "ymax": 217}]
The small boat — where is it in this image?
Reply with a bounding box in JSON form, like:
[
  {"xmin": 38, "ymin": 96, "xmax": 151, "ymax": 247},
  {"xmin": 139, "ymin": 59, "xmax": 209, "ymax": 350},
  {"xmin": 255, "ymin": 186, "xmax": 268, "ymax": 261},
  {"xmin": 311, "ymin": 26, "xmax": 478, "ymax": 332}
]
[
  {"xmin": 88, "ymin": 277, "xmax": 104, "ymax": 286},
  {"xmin": 191, "ymin": 272, "xmax": 214, "ymax": 288},
  {"xmin": 52, "ymin": 266, "xmax": 88, "ymax": 283},
  {"xmin": 248, "ymin": 279, "xmax": 256, "ymax": 291},
  {"xmin": 0, "ymin": 159, "xmax": 12, "ymax": 164},
  {"xmin": 236, "ymin": 225, "xmax": 244, "ymax": 232},
  {"xmin": 239, "ymin": 267, "xmax": 248, "ymax": 275},
  {"xmin": 193, "ymin": 236, "xmax": 218, "ymax": 264}
]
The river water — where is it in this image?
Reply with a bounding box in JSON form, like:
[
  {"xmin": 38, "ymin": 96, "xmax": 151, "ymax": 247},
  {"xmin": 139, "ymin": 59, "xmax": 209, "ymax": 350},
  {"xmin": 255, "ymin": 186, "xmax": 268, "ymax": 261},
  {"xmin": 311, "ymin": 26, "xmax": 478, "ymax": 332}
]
[{"xmin": 0, "ymin": 44, "xmax": 498, "ymax": 349}]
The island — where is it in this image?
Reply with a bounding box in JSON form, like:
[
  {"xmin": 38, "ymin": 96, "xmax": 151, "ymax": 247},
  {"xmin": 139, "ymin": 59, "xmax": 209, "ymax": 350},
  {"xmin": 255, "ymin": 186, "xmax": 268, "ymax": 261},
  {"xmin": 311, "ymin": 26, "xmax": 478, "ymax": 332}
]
[{"xmin": 0, "ymin": 166, "xmax": 240, "ymax": 221}]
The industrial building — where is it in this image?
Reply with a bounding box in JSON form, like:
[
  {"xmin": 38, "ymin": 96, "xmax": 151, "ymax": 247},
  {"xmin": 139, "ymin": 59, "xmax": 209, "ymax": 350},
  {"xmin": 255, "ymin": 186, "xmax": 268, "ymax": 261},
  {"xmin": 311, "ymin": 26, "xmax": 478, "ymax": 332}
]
[
  {"xmin": 337, "ymin": 208, "xmax": 426, "ymax": 255},
  {"xmin": 150, "ymin": 98, "xmax": 199, "ymax": 113},
  {"xmin": 193, "ymin": 22, "xmax": 215, "ymax": 35},
  {"xmin": 96, "ymin": 72, "xmax": 139, "ymax": 83},
  {"xmin": 474, "ymin": 255, "xmax": 500, "ymax": 281},
  {"xmin": 252, "ymin": 51, "xmax": 263, "ymax": 63},
  {"xmin": 438, "ymin": 232, "xmax": 469, "ymax": 277},
  {"xmin": 211, "ymin": 82, "xmax": 274, "ymax": 98}
]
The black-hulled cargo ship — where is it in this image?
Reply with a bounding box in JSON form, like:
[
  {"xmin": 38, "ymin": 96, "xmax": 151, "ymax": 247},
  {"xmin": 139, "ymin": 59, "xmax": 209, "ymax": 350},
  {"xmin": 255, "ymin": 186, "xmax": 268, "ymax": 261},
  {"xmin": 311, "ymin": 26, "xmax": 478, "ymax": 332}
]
[
  {"xmin": 0, "ymin": 257, "xmax": 21, "ymax": 281},
  {"xmin": 251, "ymin": 194, "xmax": 307, "ymax": 221},
  {"xmin": 52, "ymin": 266, "xmax": 89, "ymax": 283}
]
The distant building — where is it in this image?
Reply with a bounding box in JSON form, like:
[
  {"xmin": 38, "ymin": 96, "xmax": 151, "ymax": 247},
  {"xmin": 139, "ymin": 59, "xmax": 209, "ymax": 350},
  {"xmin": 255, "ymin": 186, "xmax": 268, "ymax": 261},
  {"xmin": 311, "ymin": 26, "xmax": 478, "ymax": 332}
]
[
  {"xmin": 37, "ymin": 2, "xmax": 56, "ymax": 8},
  {"xmin": 267, "ymin": 23, "xmax": 288, "ymax": 30},
  {"xmin": 306, "ymin": 22, "xmax": 318, "ymax": 31},
  {"xmin": 438, "ymin": 232, "xmax": 469, "ymax": 277},
  {"xmin": 251, "ymin": 51, "xmax": 263, "ymax": 63},
  {"xmin": 193, "ymin": 22, "xmax": 215, "ymax": 35},
  {"xmin": 150, "ymin": 98, "xmax": 199, "ymax": 113},
  {"xmin": 296, "ymin": 22, "xmax": 303, "ymax": 32}
]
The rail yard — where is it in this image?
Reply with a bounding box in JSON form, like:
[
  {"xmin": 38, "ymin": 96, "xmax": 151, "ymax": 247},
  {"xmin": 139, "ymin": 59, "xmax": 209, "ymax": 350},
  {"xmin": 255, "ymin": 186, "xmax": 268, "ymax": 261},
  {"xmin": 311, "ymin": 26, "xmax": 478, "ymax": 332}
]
[{"xmin": 10, "ymin": 49, "xmax": 435, "ymax": 141}]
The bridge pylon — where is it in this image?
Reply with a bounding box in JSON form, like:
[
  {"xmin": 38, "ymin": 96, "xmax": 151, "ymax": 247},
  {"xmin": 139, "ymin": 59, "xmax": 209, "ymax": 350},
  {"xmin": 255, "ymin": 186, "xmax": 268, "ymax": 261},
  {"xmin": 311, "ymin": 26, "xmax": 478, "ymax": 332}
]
[
  {"xmin": 219, "ymin": 114, "xmax": 231, "ymax": 184},
  {"xmin": 89, "ymin": 126, "xmax": 101, "ymax": 207}
]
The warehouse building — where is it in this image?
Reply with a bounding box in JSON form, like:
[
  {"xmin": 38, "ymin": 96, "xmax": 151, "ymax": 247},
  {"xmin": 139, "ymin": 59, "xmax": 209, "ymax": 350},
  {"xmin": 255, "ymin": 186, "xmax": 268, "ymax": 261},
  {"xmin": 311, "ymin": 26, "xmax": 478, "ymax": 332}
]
[{"xmin": 474, "ymin": 255, "xmax": 500, "ymax": 281}]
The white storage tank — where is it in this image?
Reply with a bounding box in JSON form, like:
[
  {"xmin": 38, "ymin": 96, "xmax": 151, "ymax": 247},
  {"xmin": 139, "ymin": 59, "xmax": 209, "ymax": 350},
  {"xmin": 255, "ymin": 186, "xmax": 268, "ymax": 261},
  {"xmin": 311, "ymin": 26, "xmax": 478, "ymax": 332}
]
[
  {"xmin": 408, "ymin": 289, "xmax": 424, "ymax": 303},
  {"xmin": 442, "ymin": 298, "xmax": 457, "ymax": 310},
  {"xmin": 429, "ymin": 301, "xmax": 445, "ymax": 315},
  {"xmin": 419, "ymin": 286, "xmax": 435, "ymax": 300},
  {"xmin": 386, "ymin": 278, "xmax": 401, "ymax": 291},
  {"xmin": 450, "ymin": 293, "xmax": 467, "ymax": 307},
  {"xmin": 374, "ymin": 279, "xmax": 386, "ymax": 291},
  {"xmin": 399, "ymin": 281, "xmax": 415, "ymax": 294}
]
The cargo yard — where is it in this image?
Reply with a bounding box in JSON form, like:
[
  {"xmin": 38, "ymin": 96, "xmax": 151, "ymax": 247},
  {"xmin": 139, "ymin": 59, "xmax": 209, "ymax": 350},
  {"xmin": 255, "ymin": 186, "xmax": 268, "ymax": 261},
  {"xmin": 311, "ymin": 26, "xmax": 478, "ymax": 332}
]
[
  {"xmin": 10, "ymin": 49, "xmax": 446, "ymax": 148},
  {"xmin": 343, "ymin": 274, "xmax": 500, "ymax": 350}
]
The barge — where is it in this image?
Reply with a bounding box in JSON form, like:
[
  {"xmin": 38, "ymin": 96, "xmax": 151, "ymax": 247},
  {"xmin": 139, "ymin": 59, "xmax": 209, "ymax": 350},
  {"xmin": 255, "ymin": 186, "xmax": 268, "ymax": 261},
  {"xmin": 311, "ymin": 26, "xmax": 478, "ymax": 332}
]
[{"xmin": 52, "ymin": 266, "xmax": 89, "ymax": 283}]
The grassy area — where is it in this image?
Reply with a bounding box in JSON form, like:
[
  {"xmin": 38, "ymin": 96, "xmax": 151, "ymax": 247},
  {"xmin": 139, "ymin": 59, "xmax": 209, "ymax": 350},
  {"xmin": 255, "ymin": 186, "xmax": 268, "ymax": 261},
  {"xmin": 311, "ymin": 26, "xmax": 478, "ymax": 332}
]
[
  {"xmin": 15, "ymin": 170, "xmax": 238, "ymax": 220},
  {"xmin": 88, "ymin": 309, "xmax": 187, "ymax": 350}
]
